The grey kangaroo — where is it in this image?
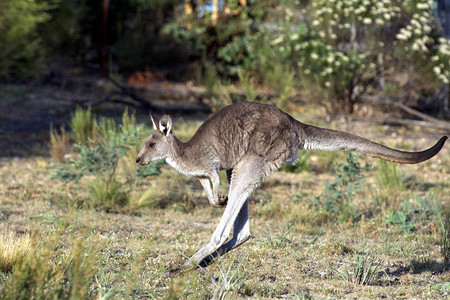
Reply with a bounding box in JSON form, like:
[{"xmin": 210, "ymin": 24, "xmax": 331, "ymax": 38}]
[{"xmin": 136, "ymin": 102, "xmax": 447, "ymax": 270}]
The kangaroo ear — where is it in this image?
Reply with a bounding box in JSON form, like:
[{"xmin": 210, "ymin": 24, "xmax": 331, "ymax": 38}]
[
  {"xmin": 159, "ymin": 115, "xmax": 172, "ymax": 136},
  {"xmin": 149, "ymin": 114, "xmax": 159, "ymax": 131}
]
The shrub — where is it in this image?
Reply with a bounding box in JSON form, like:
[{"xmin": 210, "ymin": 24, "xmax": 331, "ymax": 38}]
[
  {"xmin": 0, "ymin": 0, "xmax": 50, "ymax": 78},
  {"xmin": 87, "ymin": 176, "xmax": 129, "ymax": 210},
  {"xmin": 51, "ymin": 108, "xmax": 162, "ymax": 210},
  {"xmin": 273, "ymin": 0, "xmax": 449, "ymax": 113},
  {"xmin": 311, "ymin": 153, "xmax": 371, "ymax": 223},
  {"xmin": 162, "ymin": 2, "xmax": 267, "ymax": 79},
  {"xmin": 385, "ymin": 196, "xmax": 436, "ymax": 233},
  {"xmin": 280, "ymin": 151, "xmax": 310, "ymax": 173}
]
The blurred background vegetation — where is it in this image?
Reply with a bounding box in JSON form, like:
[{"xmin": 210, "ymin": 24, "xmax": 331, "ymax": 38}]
[{"xmin": 0, "ymin": 0, "xmax": 449, "ymax": 115}]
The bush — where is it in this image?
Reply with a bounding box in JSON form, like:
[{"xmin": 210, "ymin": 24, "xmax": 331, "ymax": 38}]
[
  {"xmin": 51, "ymin": 108, "xmax": 162, "ymax": 210},
  {"xmin": 311, "ymin": 153, "xmax": 371, "ymax": 223},
  {"xmin": 0, "ymin": 0, "xmax": 51, "ymax": 78},
  {"xmin": 280, "ymin": 151, "xmax": 310, "ymax": 173},
  {"xmin": 87, "ymin": 176, "xmax": 128, "ymax": 209},
  {"xmin": 162, "ymin": 1, "xmax": 267, "ymax": 79},
  {"xmin": 385, "ymin": 196, "xmax": 436, "ymax": 233},
  {"xmin": 272, "ymin": 0, "xmax": 449, "ymax": 113},
  {"xmin": 39, "ymin": 0, "xmax": 89, "ymax": 62}
]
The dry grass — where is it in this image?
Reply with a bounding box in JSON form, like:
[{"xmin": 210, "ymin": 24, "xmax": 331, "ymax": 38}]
[
  {"xmin": 0, "ymin": 110, "xmax": 449, "ymax": 299},
  {"xmin": 49, "ymin": 124, "xmax": 71, "ymax": 163},
  {"xmin": 0, "ymin": 231, "xmax": 32, "ymax": 273}
]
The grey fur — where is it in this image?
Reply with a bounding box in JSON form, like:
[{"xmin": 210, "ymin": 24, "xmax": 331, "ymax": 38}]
[{"xmin": 136, "ymin": 102, "xmax": 447, "ymax": 269}]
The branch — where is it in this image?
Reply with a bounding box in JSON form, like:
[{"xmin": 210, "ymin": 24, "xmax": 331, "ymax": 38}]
[
  {"xmin": 103, "ymin": 76, "xmax": 212, "ymax": 114},
  {"xmin": 347, "ymin": 115, "xmax": 450, "ymax": 131},
  {"xmin": 360, "ymin": 95, "xmax": 450, "ymax": 131}
]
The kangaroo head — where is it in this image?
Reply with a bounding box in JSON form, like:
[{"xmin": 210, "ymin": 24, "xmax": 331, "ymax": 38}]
[{"xmin": 136, "ymin": 114, "xmax": 173, "ymax": 166}]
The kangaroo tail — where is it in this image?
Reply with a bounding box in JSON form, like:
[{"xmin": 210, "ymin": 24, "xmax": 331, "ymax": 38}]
[{"xmin": 302, "ymin": 125, "xmax": 447, "ymax": 164}]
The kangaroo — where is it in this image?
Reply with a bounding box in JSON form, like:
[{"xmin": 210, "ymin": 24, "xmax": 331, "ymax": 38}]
[{"xmin": 136, "ymin": 102, "xmax": 447, "ymax": 270}]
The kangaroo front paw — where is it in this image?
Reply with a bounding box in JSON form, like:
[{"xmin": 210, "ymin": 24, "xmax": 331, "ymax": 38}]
[
  {"xmin": 217, "ymin": 195, "xmax": 228, "ymax": 207},
  {"xmin": 219, "ymin": 195, "xmax": 228, "ymax": 206},
  {"xmin": 211, "ymin": 195, "xmax": 228, "ymax": 208}
]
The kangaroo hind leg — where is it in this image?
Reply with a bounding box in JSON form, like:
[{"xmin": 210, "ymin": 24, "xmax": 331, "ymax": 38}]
[
  {"xmin": 216, "ymin": 169, "xmax": 251, "ymax": 255},
  {"xmin": 184, "ymin": 156, "xmax": 269, "ymax": 268}
]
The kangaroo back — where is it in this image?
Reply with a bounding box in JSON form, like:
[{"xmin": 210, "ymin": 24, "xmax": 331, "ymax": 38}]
[{"xmin": 301, "ymin": 125, "xmax": 447, "ymax": 164}]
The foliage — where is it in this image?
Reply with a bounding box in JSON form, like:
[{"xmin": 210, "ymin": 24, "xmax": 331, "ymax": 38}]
[
  {"xmin": 162, "ymin": 1, "xmax": 267, "ymax": 79},
  {"xmin": 87, "ymin": 176, "xmax": 129, "ymax": 209},
  {"xmin": 51, "ymin": 108, "xmax": 161, "ymax": 209},
  {"xmin": 430, "ymin": 38, "xmax": 450, "ymax": 84},
  {"xmin": 273, "ymin": 0, "xmax": 448, "ymax": 113},
  {"xmin": 385, "ymin": 196, "xmax": 436, "ymax": 233},
  {"xmin": 261, "ymin": 223, "xmax": 296, "ymax": 249},
  {"xmin": 311, "ymin": 153, "xmax": 371, "ymax": 222},
  {"xmin": 0, "ymin": 0, "xmax": 51, "ymax": 78},
  {"xmin": 280, "ymin": 151, "xmax": 310, "ymax": 173},
  {"xmin": 238, "ymin": 70, "xmax": 259, "ymax": 102},
  {"xmin": 39, "ymin": 0, "xmax": 89, "ymax": 61},
  {"xmin": 69, "ymin": 105, "xmax": 97, "ymax": 146}
]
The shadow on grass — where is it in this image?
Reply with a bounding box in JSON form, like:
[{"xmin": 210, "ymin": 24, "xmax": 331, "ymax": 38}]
[{"xmin": 386, "ymin": 259, "xmax": 449, "ymax": 278}]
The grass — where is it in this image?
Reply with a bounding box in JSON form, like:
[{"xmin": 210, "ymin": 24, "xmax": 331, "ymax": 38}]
[
  {"xmin": 49, "ymin": 124, "xmax": 70, "ymax": 163},
  {"xmin": 209, "ymin": 256, "xmax": 247, "ymax": 299},
  {"xmin": 0, "ymin": 231, "xmax": 32, "ymax": 273},
  {"xmin": 87, "ymin": 176, "xmax": 129, "ymax": 209},
  {"xmin": 70, "ymin": 105, "xmax": 97, "ymax": 146},
  {"xmin": 0, "ymin": 226, "xmax": 99, "ymax": 299},
  {"xmin": 376, "ymin": 159, "xmax": 401, "ymax": 191},
  {"xmin": 0, "ymin": 108, "xmax": 449, "ymax": 299},
  {"xmin": 325, "ymin": 240, "xmax": 383, "ymax": 285},
  {"xmin": 438, "ymin": 209, "xmax": 450, "ymax": 265}
]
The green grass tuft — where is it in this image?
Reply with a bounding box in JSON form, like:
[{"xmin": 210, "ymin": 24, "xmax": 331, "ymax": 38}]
[{"xmin": 70, "ymin": 105, "xmax": 97, "ymax": 146}]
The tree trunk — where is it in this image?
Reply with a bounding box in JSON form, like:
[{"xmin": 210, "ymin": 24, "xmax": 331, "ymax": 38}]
[
  {"xmin": 211, "ymin": 0, "xmax": 219, "ymax": 26},
  {"xmin": 101, "ymin": 0, "xmax": 109, "ymax": 71},
  {"xmin": 184, "ymin": 0, "xmax": 195, "ymax": 29}
]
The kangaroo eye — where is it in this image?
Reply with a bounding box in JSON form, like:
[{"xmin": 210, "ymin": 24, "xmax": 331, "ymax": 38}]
[{"xmin": 149, "ymin": 142, "xmax": 156, "ymax": 148}]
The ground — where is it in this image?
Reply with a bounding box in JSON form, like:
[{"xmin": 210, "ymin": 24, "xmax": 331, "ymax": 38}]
[{"xmin": 0, "ymin": 82, "xmax": 449, "ymax": 299}]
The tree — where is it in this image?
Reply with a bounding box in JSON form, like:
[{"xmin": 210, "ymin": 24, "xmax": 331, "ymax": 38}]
[{"xmin": 0, "ymin": 0, "xmax": 51, "ymax": 78}]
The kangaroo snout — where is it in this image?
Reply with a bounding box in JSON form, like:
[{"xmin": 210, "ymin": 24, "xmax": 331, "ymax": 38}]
[{"xmin": 136, "ymin": 155, "xmax": 149, "ymax": 166}]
